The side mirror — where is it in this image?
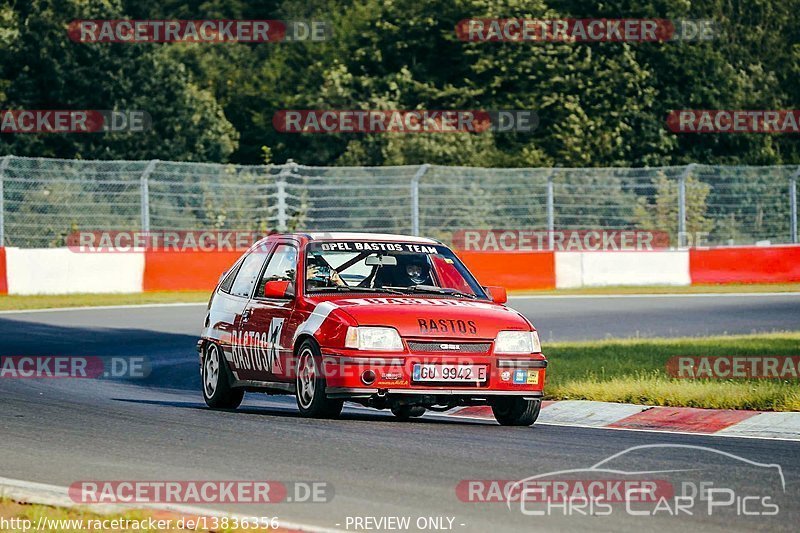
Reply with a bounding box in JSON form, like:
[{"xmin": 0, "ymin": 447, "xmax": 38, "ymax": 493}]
[
  {"xmin": 484, "ymin": 286, "xmax": 507, "ymax": 304},
  {"xmin": 263, "ymin": 280, "xmax": 293, "ymax": 299}
]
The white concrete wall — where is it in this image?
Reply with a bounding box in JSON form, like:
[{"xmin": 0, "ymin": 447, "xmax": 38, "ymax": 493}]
[
  {"xmin": 555, "ymin": 251, "xmax": 690, "ymax": 287},
  {"xmin": 554, "ymin": 252, "xmax": 583, "ymax": 289},
  {"xmin": 5, "ymin": 248, "xmax": 144, "ymax": 295},
  {"xmin": 3, "ymin": 248, "xmax": 692, "ymax": 294}
]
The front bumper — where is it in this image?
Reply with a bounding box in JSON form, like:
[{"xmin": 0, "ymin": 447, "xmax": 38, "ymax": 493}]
[
  {"xmin": 319, "ymin": 350, "xmax": 547, "ymax": 394},
  {"xmin": 326, "ymin": 387, "xmax": 544, "ymax": 400}
]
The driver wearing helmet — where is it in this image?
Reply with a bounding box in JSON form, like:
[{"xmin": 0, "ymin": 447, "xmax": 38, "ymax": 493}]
[
  {"xmin": 402, "ymin": 257, "xmax": 432, "ymax": 286},
  {"xmin": 306, "ymin": 254, "xmax": 346, "ymax": 288}
]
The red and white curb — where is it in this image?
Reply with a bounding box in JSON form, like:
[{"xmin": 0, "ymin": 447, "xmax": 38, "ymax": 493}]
[{"xmin": 451, "ymin": 400, "xmax": 800, "ymax": 441}]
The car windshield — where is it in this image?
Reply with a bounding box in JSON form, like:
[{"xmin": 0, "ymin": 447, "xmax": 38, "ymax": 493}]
[{"xmin": 305, "ymin": 241, "xmax": 487, "ymax": 298}]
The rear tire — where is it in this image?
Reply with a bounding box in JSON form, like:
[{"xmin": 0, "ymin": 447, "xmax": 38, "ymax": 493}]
[
  {"xmin": 391, "ymin": 405, "xmax": 426, "ymax": 420},
  {"xmin": 295, "ymin": 339, "xmax": 343, "ymax": 419},
  {"xmin": 491, "ymin": 398, "xmax": 540, "ymax": 426},
  {"xmin": 202, "ymin": 343, "xmax": 244, "ymax": 409}
]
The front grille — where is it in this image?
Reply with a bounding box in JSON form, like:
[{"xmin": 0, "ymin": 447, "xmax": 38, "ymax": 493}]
[{"xmin": 407, "ymin": 341, "xmax": 491, "ymax": 354}]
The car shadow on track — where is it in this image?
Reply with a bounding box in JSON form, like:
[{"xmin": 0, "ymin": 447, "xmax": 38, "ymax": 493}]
[
  {"xmin": 111, "ymin": 397, "xmax": 493, "ymax": 426},
  {"xmin": 0, "ymin": 317, "xmax": 202, "ymax": 390}
]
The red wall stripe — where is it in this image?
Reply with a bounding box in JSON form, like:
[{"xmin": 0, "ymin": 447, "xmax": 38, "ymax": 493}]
[
  {"xmin": 458, "ymin": 251, "xmax": 556, "ymax": 290},
  {"xmin": 0, "ymin": 248, "xmax": 7, "ymax": 294},
  {"xmin": 690, "ymin": 245, "xmax": 800, "ymax": 284},
  {"xmin": 143, "ymin": 250, "xmax": 241, "ymax": 292},
  {"xmin": 143, "ymin": 249, "xmax": 556, "ymax": 293}
]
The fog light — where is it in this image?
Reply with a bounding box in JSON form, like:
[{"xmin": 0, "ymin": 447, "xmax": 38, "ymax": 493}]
[{"xmin": 361, "ymin": 370, "xmax": 376, "ymax": 385}]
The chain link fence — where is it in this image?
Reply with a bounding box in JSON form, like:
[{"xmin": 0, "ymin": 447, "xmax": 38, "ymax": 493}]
[{"xmin": 0, "ymin": 155, "xmax": 797, "ymax": 248}]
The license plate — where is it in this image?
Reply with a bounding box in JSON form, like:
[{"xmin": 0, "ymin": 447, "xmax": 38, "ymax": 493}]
[{"xmin": 412, "ymin": 364, "xmax": 487, "ymax": 382}]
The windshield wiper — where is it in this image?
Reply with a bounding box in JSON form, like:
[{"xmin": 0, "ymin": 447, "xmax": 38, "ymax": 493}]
[
  {"xmin": 383, "ymin": 285, "xmax": 478, "ymax": 299},
  {"xmin": 309, "ymin": 285, "xmax": 406, "ymax": 295}
]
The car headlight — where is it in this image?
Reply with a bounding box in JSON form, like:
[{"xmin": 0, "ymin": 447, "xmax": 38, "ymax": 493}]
[
  {"xmin": 494, "ymin": 330, "xmax": 541, "ymax": 354},
  {"xmin": 345, "ymin": 326, "xmax": 404, "ymax": 351}
]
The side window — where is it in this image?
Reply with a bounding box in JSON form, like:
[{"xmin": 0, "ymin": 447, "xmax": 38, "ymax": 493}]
[
  {"xmin": 229, "ymin": 252, "xmax": 268, "ymax": 298},
  {"xmin": 219, "ymin": 260, "xmax": 242, "ymax": 293},
  {"xmin": 255, "ymin": 244, "xmax": 298, "ymax": 297}
]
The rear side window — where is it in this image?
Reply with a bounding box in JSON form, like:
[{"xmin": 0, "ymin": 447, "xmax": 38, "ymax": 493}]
[
  {"xmin": 219, "ymin": 261, "xmax": 242, "ymax": 293},
  {"xmin": 229, "ymin": 252, "xmax": 268, "ymax": 298}
]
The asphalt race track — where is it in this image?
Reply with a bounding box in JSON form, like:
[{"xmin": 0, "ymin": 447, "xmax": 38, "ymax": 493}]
[{"xmin": 1, "ymin": 293, "xmax": 799, "ymax": 532}]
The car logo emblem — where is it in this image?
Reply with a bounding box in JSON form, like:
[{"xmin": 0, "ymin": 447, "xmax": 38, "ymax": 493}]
[{"xmin": 439, "ymin": 343, "xmax": 461, "ymax": 350}]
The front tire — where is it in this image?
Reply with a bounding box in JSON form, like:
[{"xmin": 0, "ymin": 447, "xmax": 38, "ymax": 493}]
[
  {"xmin": 491, "ymin": 398, "xmax": 540, "ymax": 426},
  {"xmin": 202, "ymin": 343, "xmax": 244, "ymax": 409},
  {"xmin": 295, "ymin": 339, "xmax": 343, "ymax": 418}
]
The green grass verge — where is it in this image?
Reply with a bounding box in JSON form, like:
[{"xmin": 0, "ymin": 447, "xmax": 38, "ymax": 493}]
[
  {"xmin": 512, "ymin": 282, "xmax": 800, "ymax": 296},
  {"xmin": 0, "ymin": 291, "xmax": 210, "ymax": 311},
  {"xmin": 545, "ymin": 332, "xmax": 800, "ymax": 411}
]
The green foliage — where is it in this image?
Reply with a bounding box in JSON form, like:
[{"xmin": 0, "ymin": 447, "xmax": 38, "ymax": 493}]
[
  {"xmin": 2, "ymin": 0, "xmax": 800, "ymax": 166},
  {"xmin": 634, "ymin": 172, "xmax": 714, "ymax": 243},
  {"xmin": 546, "ymin": 333, "xmax": 800, "ymax": 411},
  {"xmin": 0, "ymin": 0, "xmax": 238, "ymax": 161}
]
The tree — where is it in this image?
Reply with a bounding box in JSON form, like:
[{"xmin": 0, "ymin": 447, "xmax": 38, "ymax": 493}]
[{"xmin": 0, "ymin": 0, "xmax": 238, "ymax": 161}]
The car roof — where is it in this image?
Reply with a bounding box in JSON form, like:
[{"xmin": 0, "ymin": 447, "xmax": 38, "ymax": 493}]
[
  {"xmin": 251, "ymin": 232, "xmax": 441, "ymax": 251},
  {"xmin": 303, "ymin": 232, "xmax": 440, "ymax": 244}
]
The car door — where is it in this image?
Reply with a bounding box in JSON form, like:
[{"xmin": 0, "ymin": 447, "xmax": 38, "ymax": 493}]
[
  {"xmin": 223, "ymin": 244, "xmax": 273, "ymax": 382},
  {"xmin": 237, "ymin": 242, "xmax": 299, "ymax": 383}
]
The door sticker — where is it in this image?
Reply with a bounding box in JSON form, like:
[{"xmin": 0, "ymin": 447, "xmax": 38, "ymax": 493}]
[
  {"xmin": 267, "ymin": 317, "xmax": 284, "ymax": 373},
  {"xmin": 232, "ymin": 317, "xmax": 284, "ymax": 373}
]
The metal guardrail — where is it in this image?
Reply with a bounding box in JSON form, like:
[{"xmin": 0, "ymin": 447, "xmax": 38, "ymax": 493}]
[{"xmin": 0, "ymin": 155, "xmax": 796, "ymax": 248}]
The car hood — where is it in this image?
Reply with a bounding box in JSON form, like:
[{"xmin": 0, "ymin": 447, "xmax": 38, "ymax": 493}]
[{"xmin": 309, "ymin": 295, "xmax": 532, "ymax": 339}]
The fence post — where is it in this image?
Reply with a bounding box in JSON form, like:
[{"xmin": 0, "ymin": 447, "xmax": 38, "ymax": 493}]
[
  {"xmin": 677, "ymin": 164, "xmax": 695, "ymax": 247},
  {"xmin": 276, "ymin": 159, "xmax": 296, "ymax": 232},
  {"xmin": 0, "ymin": 155, "xmax": 10, "ymax": 246},
  {"xmin": 140, "ymin": 159, "xmax": 158, "ymax": 232},
  {"xmin": 791, "ymin": 168, "xmax": 798, "ymax": 244},
  {"xmin": 546, "ymin": 172, "xmax": 555, "ymax": 250},
  {"xmin": 411, "ymin": 164, "xmax": 430, "ymax": 236}
]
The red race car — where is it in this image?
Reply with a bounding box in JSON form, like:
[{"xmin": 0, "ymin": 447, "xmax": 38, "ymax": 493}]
[{"xmin": 197, "ymin": 232, "xmax": 546, "ymax": 426}]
